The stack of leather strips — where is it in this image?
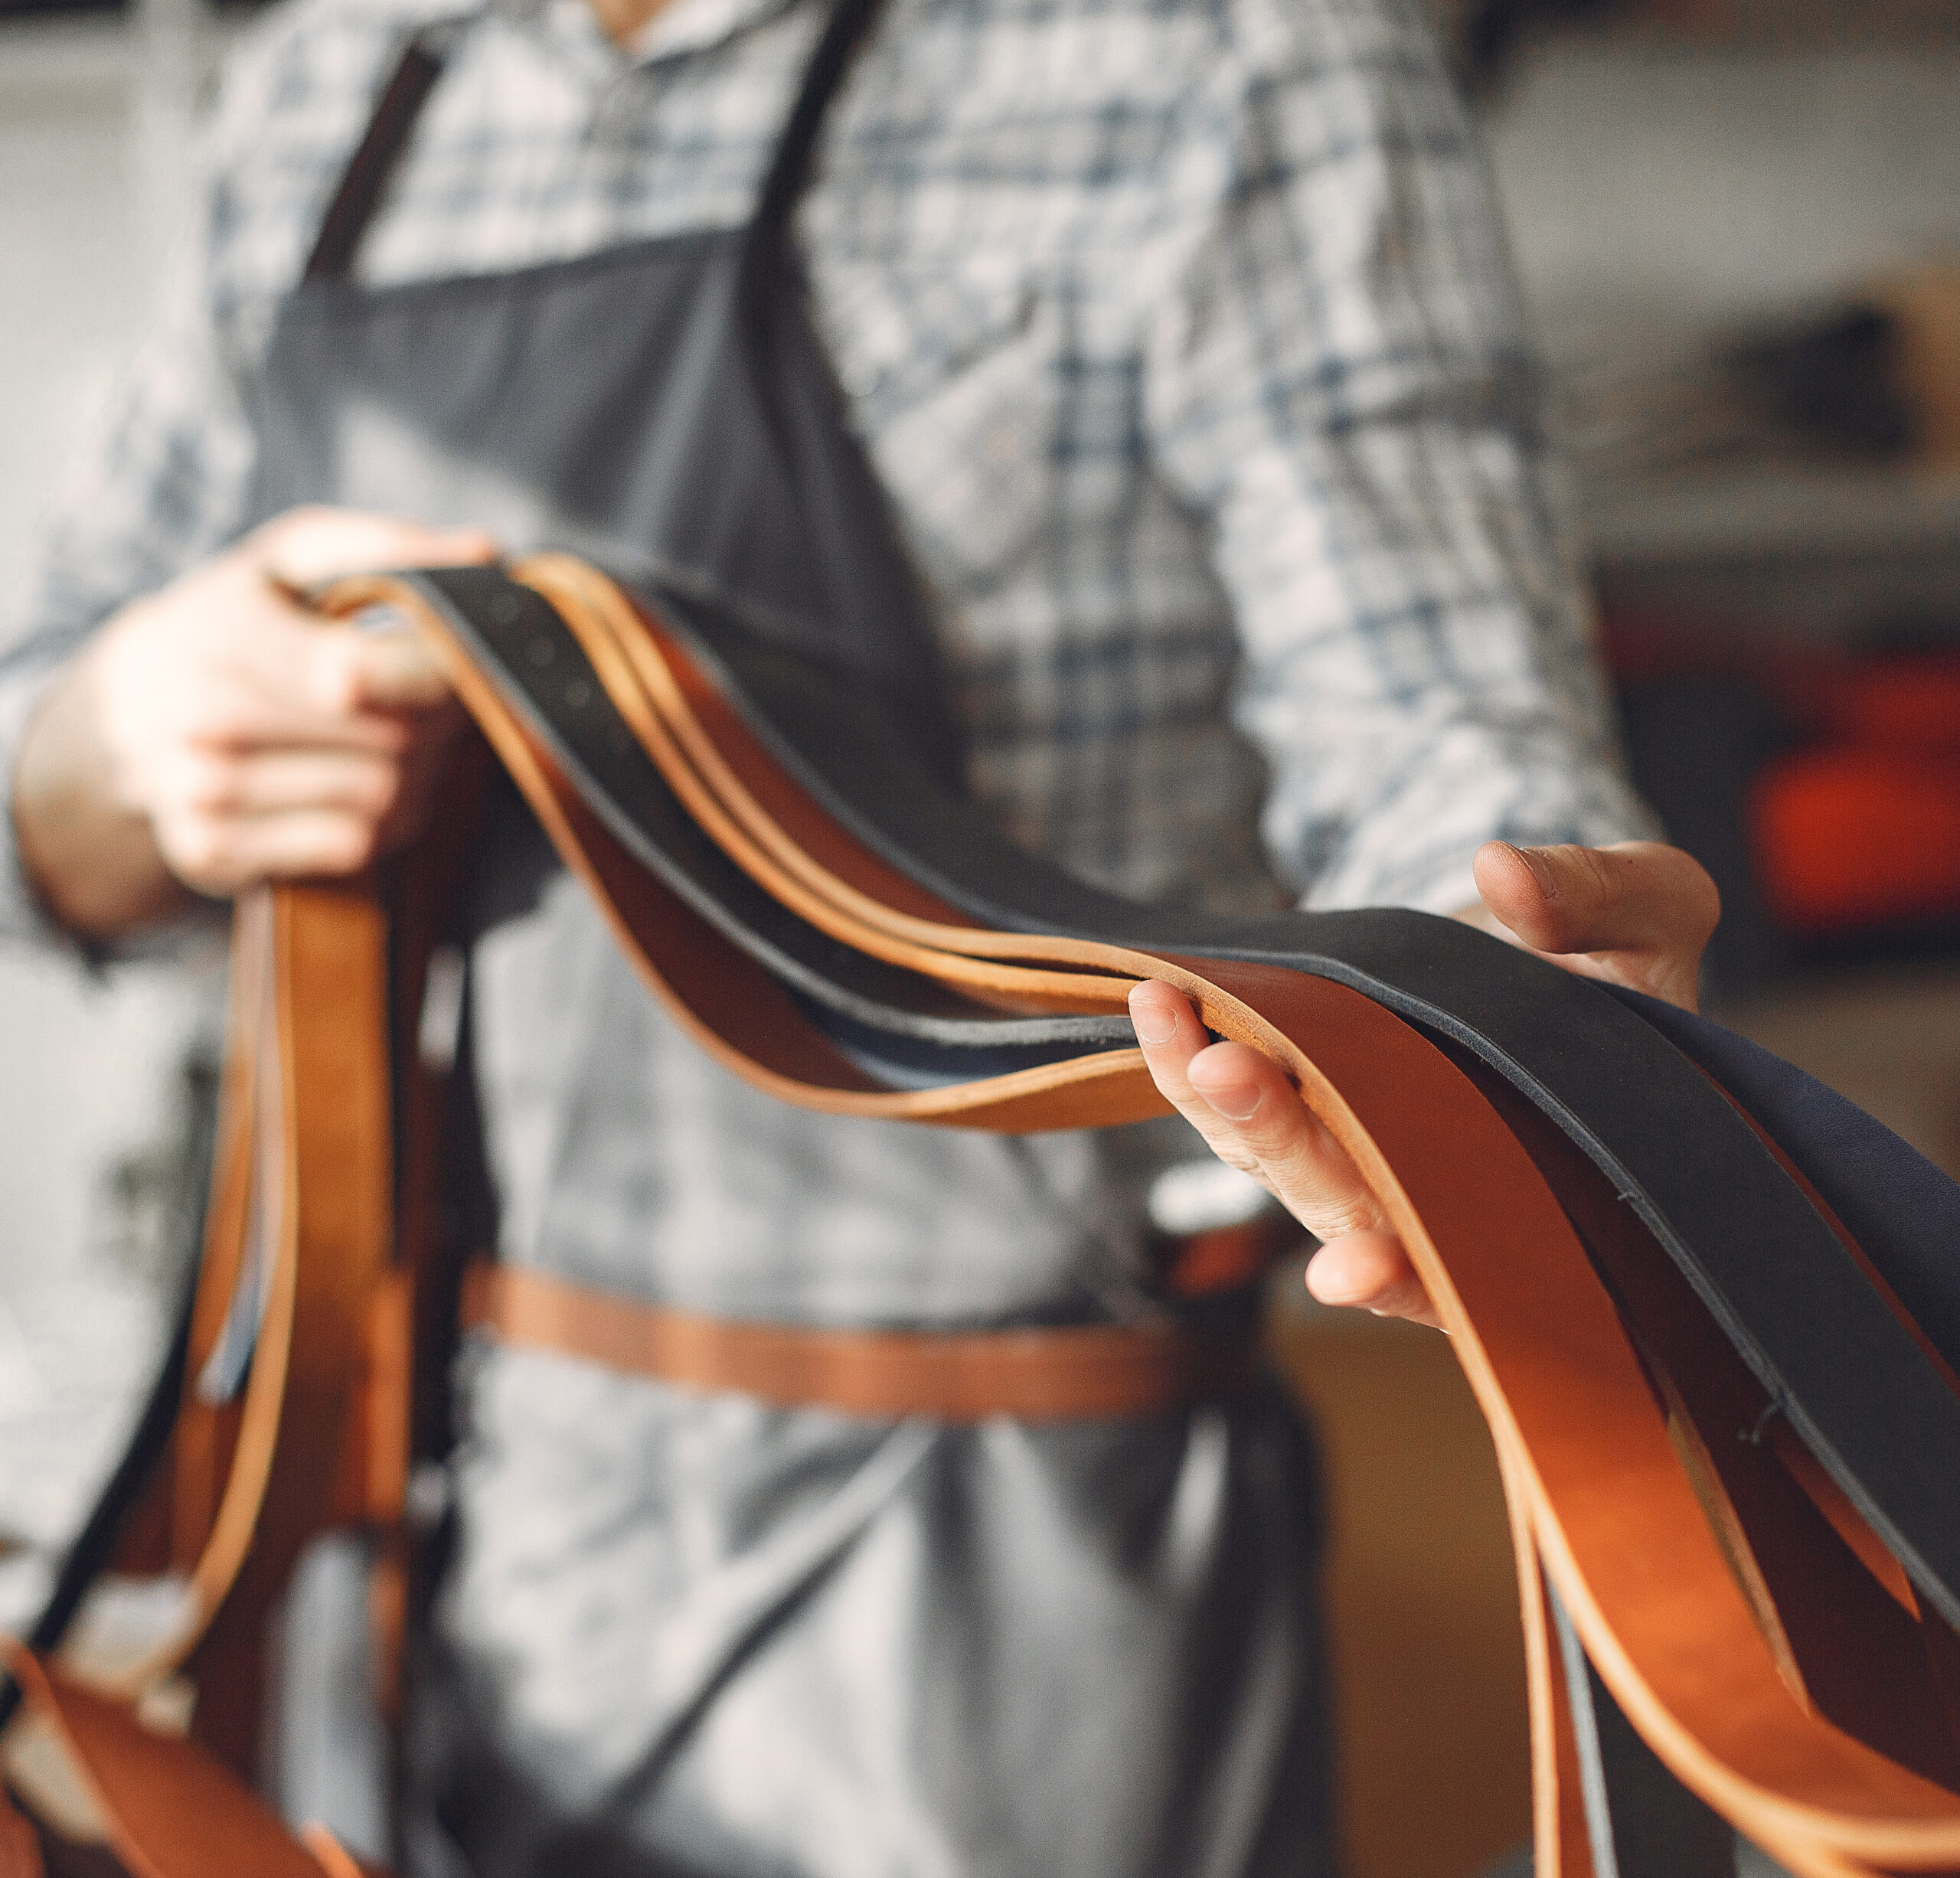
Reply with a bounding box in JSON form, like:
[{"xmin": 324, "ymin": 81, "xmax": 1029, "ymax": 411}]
[{"xmin": 5, "ymin": 553, "xmax": 1960, "ymax": 1878}]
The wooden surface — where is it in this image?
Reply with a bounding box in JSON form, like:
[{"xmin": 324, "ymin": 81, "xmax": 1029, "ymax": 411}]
[{"xmin": 1271, "ymin": 1305, "xmax": 1530, "ymax": 1878}]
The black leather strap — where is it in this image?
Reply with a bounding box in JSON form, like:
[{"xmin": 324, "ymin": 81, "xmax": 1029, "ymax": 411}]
[
  {"xmin": 0, "ymin": 1130, "xmax": 211, "ymax": 1731},
  {"xmin": 420, "ymin": 571, "xmax": 1131, "ymax": 1074},
  {"xmin": 1550, "ymin": 1586, "xmax": 1737, "ymax": 1878}
]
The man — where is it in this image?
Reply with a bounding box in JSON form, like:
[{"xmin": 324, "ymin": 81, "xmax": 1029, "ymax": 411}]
[{"xmin": 2, "ymin": 0, "xmax": 1715, "ymax": 1867}]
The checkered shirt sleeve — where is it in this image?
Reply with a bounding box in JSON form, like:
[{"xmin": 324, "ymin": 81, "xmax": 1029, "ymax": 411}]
[{"xmin": 1139, "ymin": 0, "xmax": 1656, "ymax": 911}]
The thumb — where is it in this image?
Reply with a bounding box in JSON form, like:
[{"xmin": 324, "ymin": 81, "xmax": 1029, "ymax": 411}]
[
  {"xmin": 345, "ymin": 627, "xmax": 455, "ymax": 712},
  {"xmin": 252, "ymin": 509, "xmax": 498, "ymax": 588},
  {"xmin": 1471, "ymin": 840, "xmax": 1720, "ymax": 1011}
]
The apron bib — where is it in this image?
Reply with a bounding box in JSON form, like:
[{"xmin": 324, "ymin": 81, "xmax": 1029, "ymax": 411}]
[{"xmin": 248, "ymin": 0, "xmax": 957, "ymax": 763}]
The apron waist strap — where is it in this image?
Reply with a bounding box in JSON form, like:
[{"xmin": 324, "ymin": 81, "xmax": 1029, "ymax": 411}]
[{"xmin": 459, "ymin": 1260, "xmax": 1263, "ymax": 1422}]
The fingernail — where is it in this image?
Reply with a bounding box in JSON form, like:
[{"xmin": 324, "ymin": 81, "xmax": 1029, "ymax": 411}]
[
  {"xmin": 1127, "ymin": 986, "xmax": 1179, "ymax": 1045},
  {"xmin": 1304, "ymin": 1256, "xmax": 1367, "ymax": 1307},
  {"xmin": 1507, "ymin": 843, "xmax": 1557, "ymax": 898},
  {"xmin": 1204, "ymin": 1081, "xmax": 1261, "ymax": 1122},
  {"xmin": 1131, "ymin": 1005, "xmax": 1176, "ymax": 1045}
]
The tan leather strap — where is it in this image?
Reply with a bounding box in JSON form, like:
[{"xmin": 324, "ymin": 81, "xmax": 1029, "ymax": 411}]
[
  {"xmin": 47, "ymin": 885, "xmax": 397, "ymax": 1767},
  {"xmin": 459, "ymin": 1262, "xmax": 1259, "ymax": 1422},
  {"xmin": 0, "ymin": 1784, "xmax": 44, "ymax": 1878},
  {"xmin": 0, "ymin": 1644, "xmax": 335, "ymax": 1878},
  {"xmin": 299, "ymin": 1824, "xmax": 382, "ymax": 1878}
]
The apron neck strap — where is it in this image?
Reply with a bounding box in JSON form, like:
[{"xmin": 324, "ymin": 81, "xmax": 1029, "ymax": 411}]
[
  {"xmin": 303, "ymin": 37, "xmax": 452, "ymax": 283},
  {"xmin": 301, "ymin": 0, "xmax": 879, "ymax": 283},
  {"xmin": 748, "ymin": 0, "xmax": 887, "ymax": 239}
]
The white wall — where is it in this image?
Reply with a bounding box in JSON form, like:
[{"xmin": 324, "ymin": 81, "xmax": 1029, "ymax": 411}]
[
  {"xmin": 0, "ymin": 9, "xmax": 228, "ymax": 1628},
  {"xmin": 1487, "ymin": 35, "xmax": 1960, "ymax": 363}
]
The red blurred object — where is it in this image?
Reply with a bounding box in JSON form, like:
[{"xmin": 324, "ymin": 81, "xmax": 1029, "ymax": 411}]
[
  {"xmin": 1602, "ymin": 606, "xmax": 1960, "ymax": 944},
  {"xmin": 1753, "ymin": 746, "xmax": 1960, "ymax": 935},
  {"xmin": 1822, "ymin": 656, "xmax": 1960, "ymax": 755}
]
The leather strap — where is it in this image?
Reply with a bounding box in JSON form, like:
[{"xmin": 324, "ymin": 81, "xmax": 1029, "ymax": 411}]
[
  {"xmin": 302, "ymin": 42, "xmax": 446, "ymax": 284},
  {"xmin": 1548, "ymin": 1584, "xmax": 1736, "ymax": 1878},
  {"xmin": 0, "ymin": 1785, "xmax": 44, "ymax": 1878},
  {"xmin": 384, "ymin": 554, "xmax": 1960, "ymax": 1632},
  {"xmin": 314, "ymin": 557, "xmax": 1960, "ymax": 1877},
  {"xmin": 18, "ymin": 550, "xmax": 1960, "ymax": 1878},
  {"xmin": 0, "ymin": 1644, "xmax": 334, "ymax": 1878},
  {"xmin": 459, "ymin": 1262, "xmax": 1260, "ymax": 1422}
]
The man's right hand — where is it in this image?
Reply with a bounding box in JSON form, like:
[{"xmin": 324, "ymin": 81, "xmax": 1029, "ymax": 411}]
[{"xmin": 13, "ymin": 507, "xmax": 498, "ymax": 937}]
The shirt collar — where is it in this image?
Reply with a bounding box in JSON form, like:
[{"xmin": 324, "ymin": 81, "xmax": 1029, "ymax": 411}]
[{"xmin": 626, "ymin": 0, "xmax": 802, "ymax": 64}]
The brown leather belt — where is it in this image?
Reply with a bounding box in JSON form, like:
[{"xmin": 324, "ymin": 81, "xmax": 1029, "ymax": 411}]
[{"xmin": 458, "ymin": 1262, "xmax": 1261, "ymax": 1422}]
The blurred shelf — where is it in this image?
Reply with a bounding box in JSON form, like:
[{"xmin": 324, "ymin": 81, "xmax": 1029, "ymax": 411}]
[
  {"xmin": 1588, "ymin": 462, "xmax": 1960, "ymax": 565},
  {"xmin": 1585, "ymin": 463, "xmax": 1960, "ymax": 639},
  {"xmin": 1432, "ymin": 0, "xmax": 1960, "ymax": 82}
]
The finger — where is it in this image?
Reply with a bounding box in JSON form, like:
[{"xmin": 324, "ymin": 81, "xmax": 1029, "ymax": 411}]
[
  {"xmin": 343, "ymin": 629, "xmax": 455, "ymax": 712},
  {"xmin": 1133, "ymin": 978, "xmax": 1436, "ymax": 1324},
  {"xmin": 123, "ymin": 557, "xmax": 406, "ymax": 737},
  {"xmin": 247, "ymin": 561, "xmax": 457, "ymax": 718},
  {"xmin": 252, "ymin": 509, "xmax": 498, "ymax": 588},
  {"xmin": 155, "ymin": 805, "xmax": 391, "ymax": 893},
  {"xmin": 1305, "ymin": 1232, "xmax": 1442, "ymax": 1329},
  {"xmin": 164, "ymin": 746, "xmax": 407, "ymax": 821},
  {"xmin": 1128, "ymin": 980, "xmax": 1234, "ymax": 1128},
  {"xmin": 1182, "ymin": 1040, "xmax": 1388, "ymax": 1242},
  {"xmin": 1129, "ymin": 985, "xmax": 1280, "ymax": 1197},
  {"xmin": 1472, "ymin": 839, "xmax": 1720, "ymax": 1010},
  {"xmin": 165, "ymin": 652, "xmax": 414, "ymax": 754},
  {"xmin": 1128, "ymin": 983, "xmax": 1308, "ymax": 1184},
  {"xmin": 1132, "ymin": 981, "xmax": 1387, "ymax": 1239},
  {"xmin": 1472, "ymin": 839, "xmax": 1718, "ymax": 957},
  {"xmin": 160, "ymin": 721, "xmax": 466, "ymax": 883},
  {"xmin": 207, "ymin": 593, "xmax": 435, "ymax": 731}
]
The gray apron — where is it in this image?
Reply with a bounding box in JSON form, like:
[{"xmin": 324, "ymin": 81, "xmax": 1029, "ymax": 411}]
[{"xmin": 244, "ymin": 5, "xmax": 1331, "ymax": 1873}]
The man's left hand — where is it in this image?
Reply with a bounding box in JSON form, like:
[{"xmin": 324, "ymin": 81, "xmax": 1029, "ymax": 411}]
[{"xmin": 1127, "ymin": 840, "xmax": 1720, "ymax": 1329}]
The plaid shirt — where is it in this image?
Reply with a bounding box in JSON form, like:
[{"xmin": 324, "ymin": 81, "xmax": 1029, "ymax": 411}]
[{"xmin": 2, "ymin": 0, "xmax": 1649, "ymax": 942}]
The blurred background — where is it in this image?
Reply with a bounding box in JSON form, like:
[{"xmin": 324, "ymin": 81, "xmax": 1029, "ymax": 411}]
[
  {"xmin": 0, "ymin": 0, "xmax": 230, "ymax": 1646},
  {"xmin": 2, "ymin": 0, "xmax": 1959, "ymax": 1873}
]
